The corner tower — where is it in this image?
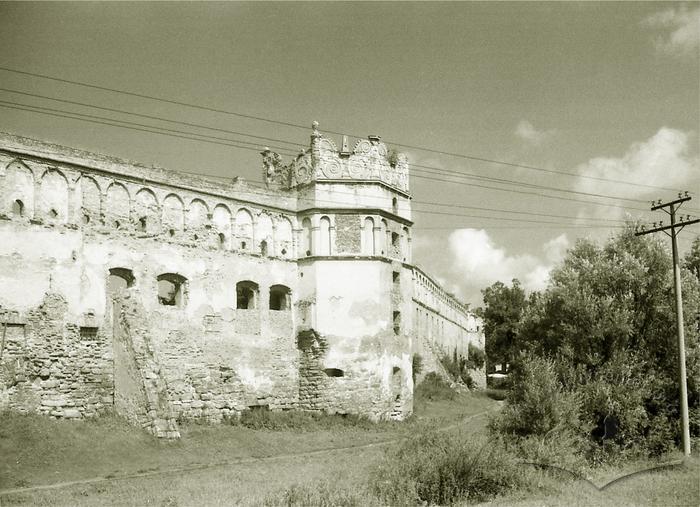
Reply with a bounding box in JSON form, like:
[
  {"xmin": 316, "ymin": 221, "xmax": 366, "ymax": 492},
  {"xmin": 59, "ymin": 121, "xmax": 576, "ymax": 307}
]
[{"xmin": 261, "ymin": 122, "xmax": 414, "ymax": 420}]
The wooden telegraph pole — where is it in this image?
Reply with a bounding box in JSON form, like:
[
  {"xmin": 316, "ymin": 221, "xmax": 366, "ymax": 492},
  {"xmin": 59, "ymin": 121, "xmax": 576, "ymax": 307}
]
[{"xmin": 636, "ymin": 192, "xmax": 699, "ymax": 457}]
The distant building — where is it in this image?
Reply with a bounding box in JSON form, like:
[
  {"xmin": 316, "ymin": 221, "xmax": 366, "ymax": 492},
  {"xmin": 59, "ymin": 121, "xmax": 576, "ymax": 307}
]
[{"xmin": 0, "ymin": 123, "xmax": 484, "ymax": 437}]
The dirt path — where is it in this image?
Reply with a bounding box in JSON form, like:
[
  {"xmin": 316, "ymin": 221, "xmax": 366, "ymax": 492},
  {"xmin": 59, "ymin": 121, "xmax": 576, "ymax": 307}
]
[{"xmin": 0, "ymin": 410, "xmax": 493, "ymax": 497}]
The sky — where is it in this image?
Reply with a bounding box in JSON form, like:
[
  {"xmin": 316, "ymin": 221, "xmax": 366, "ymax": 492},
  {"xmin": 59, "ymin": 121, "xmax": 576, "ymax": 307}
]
[{"xmin": 1, "ymin": 2, "xmax": 698, "ymax": 307}]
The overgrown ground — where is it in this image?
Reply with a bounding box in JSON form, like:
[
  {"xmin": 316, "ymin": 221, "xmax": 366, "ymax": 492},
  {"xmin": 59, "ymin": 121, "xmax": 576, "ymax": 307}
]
[{"xmin": 0, "ymin": 389, "xmax": 697, "ymax": 506}]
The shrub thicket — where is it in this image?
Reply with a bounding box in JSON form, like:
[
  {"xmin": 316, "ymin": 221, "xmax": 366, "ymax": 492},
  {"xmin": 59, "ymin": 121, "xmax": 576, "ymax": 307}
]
[
  {"xmin": 372, "ymin": 430, "xmax": 524, "ymax": 505},
  {"xmin": 488, "ymin": 353, "xmax": 590, "ymax": 472},
  {"xmin": 484, "ymin": 228, "xmax": 700, "ymax": 462}
]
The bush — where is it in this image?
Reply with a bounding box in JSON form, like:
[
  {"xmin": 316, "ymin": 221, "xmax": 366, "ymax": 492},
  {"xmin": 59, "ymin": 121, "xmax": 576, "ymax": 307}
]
[
  {"xmin": 414, "ymin": 372, "xmax": 456, "ymax": 401},
  {"xmin": 489, "ymin": 353, "xmax": 585, "ymax": 438},
  {"xmin": 263, "ymin": 479, "xmax": 374, "ymax": 507},
  {"xmin": 372, "ymin": 429, "xmax": 524, "ymax": 505},
  {"xmin": 467, "ymin": 343, "xmax": 486, "ymax": 369}
]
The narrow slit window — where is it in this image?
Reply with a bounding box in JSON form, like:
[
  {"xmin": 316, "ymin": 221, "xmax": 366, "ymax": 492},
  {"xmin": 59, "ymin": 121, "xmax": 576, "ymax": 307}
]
[{"xmin": 393, "ymin": 311, "xmax": 401, "ymax": 335}]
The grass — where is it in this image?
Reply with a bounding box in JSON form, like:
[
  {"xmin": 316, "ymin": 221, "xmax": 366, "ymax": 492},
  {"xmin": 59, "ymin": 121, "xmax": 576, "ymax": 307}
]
[
  {"xmin": 0, "ymin": 386, "xmax": 495, "ymax": 503},
  {"xmin": 2, "ymin": 387, "xmax": 696, "ymax": 507}
]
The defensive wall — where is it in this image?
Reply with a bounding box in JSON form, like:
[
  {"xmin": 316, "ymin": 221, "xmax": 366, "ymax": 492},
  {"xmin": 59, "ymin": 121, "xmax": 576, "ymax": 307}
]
[{"xmin": 0, "ymin": 124, "xmax": 484, "ymax": 437}]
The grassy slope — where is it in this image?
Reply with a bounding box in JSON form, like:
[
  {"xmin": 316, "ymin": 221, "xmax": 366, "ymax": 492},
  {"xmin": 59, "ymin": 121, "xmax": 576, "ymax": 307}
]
[
  {"xmin": 0, "ymin": 390, "xmax": 495, "ymax": 505},
  {"xmin": 3, "ymin": 391, "xmax": 696, "ymax": 507}
]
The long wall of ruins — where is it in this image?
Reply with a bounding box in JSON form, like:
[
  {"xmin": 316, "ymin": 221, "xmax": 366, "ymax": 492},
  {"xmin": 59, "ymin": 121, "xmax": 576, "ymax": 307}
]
[{"xmin": 0, "ymin": 127, "xmax": 484, "ymax": 436}]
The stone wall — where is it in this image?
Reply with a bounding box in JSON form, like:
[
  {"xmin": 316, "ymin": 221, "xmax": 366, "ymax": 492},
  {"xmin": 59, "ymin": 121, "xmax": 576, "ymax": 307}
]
[{"xmin": 0, "ymin": 293, "xmax": 113, "ymax": 419}]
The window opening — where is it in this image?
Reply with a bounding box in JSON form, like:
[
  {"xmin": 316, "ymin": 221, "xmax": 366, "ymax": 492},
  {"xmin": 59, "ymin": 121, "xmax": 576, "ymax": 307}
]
[
  {"xmin": 82, "ymin": 214, "xmax": 90, "ymax": 224},
  {"xmin": 139, "ymin": 217, "xmax": 147, "ymax": 231},
  {"xmin": 260, "ymin": 240, "xmax": 268, "ymax": 256},
  {"xmin": 393, "ymin": 311, "xmax": 401, "ymax": 335},
  {"xmin": 236, "ymin": 280, "xmax": 258, "ymax": 309},
  {"xmin": 12, "ymin": 199, "xmax": 24, "ymax": 217},
  {"xmin": 269, "ymin": 284, "xmax": 291, "ymax": 310},
  {"xmin": 80, "ymin": 327, "xmax": 99, "ymax": 340},
  {"xmin": 218, "ymin": 233, "xmax": 226, "ymax": 249},
  {"xmin": 157, "ymin": 273, "xmax": 187, "ymax": 307},
  {"xmin": 392, "ymin": 197, "xmax": 398, "ymax": 214},
  {"xmin": 324, "ymin": 368, "xmax": 344, "ymax": 377},
  {"xmin": 391, "ymin": 232, "xmax": 399, "ymax": 247}
]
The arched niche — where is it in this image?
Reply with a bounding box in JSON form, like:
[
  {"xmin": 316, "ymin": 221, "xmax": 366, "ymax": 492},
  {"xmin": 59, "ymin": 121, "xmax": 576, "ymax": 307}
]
[
  {"xmin": 105, "ymin": 182, "xmax": 130, "ymax": 226},
  {"xmin": 162, "ymin": 193, "xmax": 185, "ymax": 233},
  {"xmin": 187, "ymin": 198, "xmax": 209, "ymax": 229},
  {"xmin": 276, "ymin": 217, "xmax": 293, "ymax": 258},
  {"xmin": 5, "ymin": 160, "xmax": 34, "ymax": 218},
  {"xmin": 40, "ymin": 168, "xmax": 69, "ymax": 222},
  {"xmin": 80, "ymin": 176, "xmax": 101, "ymax": 222},
  {"xmin": 257, "ymin": 213, "xmax": 273, "ymax": 255},
  {"xmin": 235, "ymin": 208, "xmax": 253, "ymax": 250}
]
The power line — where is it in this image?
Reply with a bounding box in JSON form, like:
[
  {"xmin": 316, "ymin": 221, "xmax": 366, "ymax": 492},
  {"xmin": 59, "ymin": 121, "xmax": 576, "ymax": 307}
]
[
  {"xmin": 0, "ymin": 102, "xmax": 659, "ymax": 225},
  {"xmin": 0, "ymin": 65, "xmax": 691, "ymax": 195},
  {"xmin": 0, "ymin": 84, "xmax": 660, "ymax": 202},
  {"xmin": 0, "ymin": 107, "xmax": 626, "ymax": 227},
  {"xmin": 0, "ymin": 87, "xmax": 304, "ymax": 149},
  {"xmin": 1, "ymin": 98, "xmax": 663, "ymax": 215}
]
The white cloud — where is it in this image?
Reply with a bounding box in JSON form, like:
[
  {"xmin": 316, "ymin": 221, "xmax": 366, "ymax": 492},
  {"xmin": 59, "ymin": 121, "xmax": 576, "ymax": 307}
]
[
  {"xmin": 515, "ymin": 120, "xmax": 555, "ymax": 146},
  {"xmin": 643, "ymin": 5, "xmax": 700, "ymax": 57},
  {"xmin": 447, "ymin": 229, "xmax": 568, "ymax": 303},
  {"xmin": 575, "ymin": 127, "xmax": 697, "ymax": 200}
]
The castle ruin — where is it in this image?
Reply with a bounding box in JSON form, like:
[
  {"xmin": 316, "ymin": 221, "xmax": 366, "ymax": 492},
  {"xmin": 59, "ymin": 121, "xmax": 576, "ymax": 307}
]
[{"xmin": 0, "ymin": 123, "xmax": 483, "ymax": 438}]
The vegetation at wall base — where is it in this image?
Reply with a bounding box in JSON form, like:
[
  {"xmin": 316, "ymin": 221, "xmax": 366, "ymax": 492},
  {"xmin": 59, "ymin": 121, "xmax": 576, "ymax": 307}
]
[
  {"xmin": 414, "ymin": 371, "xmax": 456, "ymax": 401},
  {"xmin": 231, "ymin": 407, "xmax": 395, "ymax": 432}
]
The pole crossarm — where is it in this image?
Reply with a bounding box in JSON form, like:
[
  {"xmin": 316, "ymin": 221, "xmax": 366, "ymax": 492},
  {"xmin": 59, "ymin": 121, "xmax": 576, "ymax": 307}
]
[
  {"xmin": 635, "ymin": 218, "xmax": 700, "ymax": 236},
  {"xmin": 650, "ymin": 193, "xmax": 691, "ymax": 211}
]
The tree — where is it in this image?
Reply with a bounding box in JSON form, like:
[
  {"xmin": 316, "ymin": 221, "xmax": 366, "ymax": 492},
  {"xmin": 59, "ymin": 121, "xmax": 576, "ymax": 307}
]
[
  {"xmin": 685, "ymin": 236, "xmax": 700, "ymax": 282},
  {"xmin": 480, "ymin": 279, "xmax": 526, "ymax": 372},
  {"xmin": 513, "ymin": 226, "xmax": 700, "ymax": 454}
]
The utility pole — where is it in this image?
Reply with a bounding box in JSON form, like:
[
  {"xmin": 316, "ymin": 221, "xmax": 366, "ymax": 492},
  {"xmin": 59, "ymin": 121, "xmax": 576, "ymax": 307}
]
[{"xmin": 636, "ymin": 192, "xmax": 699, "ymax": 457}]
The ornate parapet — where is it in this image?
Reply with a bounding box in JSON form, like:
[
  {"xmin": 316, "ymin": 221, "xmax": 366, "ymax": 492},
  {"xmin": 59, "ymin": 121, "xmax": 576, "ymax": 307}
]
[{"xmin": 261, "ymin": 122, "xmax": 409, "ymax": 193}]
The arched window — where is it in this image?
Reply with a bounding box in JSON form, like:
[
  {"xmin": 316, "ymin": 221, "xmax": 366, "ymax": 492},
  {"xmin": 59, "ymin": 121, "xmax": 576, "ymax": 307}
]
[
  {"xmin": 319, "ymin": 216, "xmax": 331, "ymax": 256},
  {"xmin": 269, "ymin": 284, "xmax": 291, "ymax": 310},
  {"xmin": 260, "ymin": 240, "xmax": 268, "ymax": 257},
  {"xmin": 301, "ymin": 217, "xmax": 312, "ymax": 256},
  {"xmin": 392, "ymin": 197, "xmax": 398, "ymax": 214},
  {"xmin": 236, "ymin": 280, "xmax": 259, "ymax": 309},
  {"xmin": 362, "ymin": 217, "xmax": 375, "ymax": 255},
  {"xmin": 107, "ymin": 267, "xmax": 135, "ymax": 294},
  {"xmin": 157, "ymin": 273, "xmax": 187, "ymax": 307},
  {"xmin": 11, "ymin": 199, "xmax": 24, "ymax": 217}
]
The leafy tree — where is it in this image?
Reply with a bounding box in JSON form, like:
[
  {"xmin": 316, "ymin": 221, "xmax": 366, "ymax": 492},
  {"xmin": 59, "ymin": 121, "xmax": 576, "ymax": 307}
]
[
  {"xmin": 510, "ymin": 226, "xmax": 700, "ymax": 455},
  {"xmin": 480, "ymin": 279, "xmax": 526, "ymax": 371},
  {"xmin": 685, "ymin": 236, "xmax": 700, "ymax": 281}
]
